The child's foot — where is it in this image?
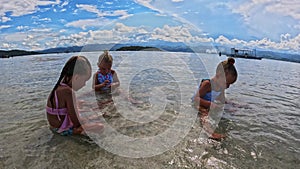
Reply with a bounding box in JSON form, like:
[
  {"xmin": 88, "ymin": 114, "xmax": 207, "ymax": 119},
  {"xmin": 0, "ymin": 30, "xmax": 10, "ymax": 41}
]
[{"xmin": 209, "ymin": 133, "xmax": 226, "ymax": 141}]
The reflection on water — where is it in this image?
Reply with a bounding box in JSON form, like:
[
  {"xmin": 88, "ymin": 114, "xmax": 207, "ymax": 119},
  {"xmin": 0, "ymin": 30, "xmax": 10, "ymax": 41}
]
[{"xmin": 0, "ymin": 52, "xmax": 299, "ymax": 168}]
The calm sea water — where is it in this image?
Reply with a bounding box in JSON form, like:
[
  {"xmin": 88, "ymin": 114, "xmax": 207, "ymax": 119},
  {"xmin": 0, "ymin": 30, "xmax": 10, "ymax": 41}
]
[{"xmin": 0, "ymin": 51, "xmax": 299, "ymax": 168}]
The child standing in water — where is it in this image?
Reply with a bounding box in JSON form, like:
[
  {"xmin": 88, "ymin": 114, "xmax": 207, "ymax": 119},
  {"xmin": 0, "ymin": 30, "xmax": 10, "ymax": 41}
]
[
  {"xmin": 93, "ymin": 50, "xmax": 120, "ymax": 92},
  {"xmin": 46, "ymin": 56, "xmax": 103, "ymax": 136},
  {"xmin": 193, "ymin": 57, "xmax": 237, "ymax": 140}
]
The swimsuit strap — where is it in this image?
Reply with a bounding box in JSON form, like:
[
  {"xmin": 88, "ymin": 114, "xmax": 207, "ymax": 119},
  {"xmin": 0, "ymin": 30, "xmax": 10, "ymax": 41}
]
[
  {"xmin": 50, "ymin": 83, "xmax": 73, "ymax": 132},
  {"xmin": 54, "ymin": 91, "xmax": 59, "ymax": 109},
  {"xmin": 60, "ymin": 82, "xmax": 69, "ymax": 87},
  {"xmin": 52, "ymin": 83, "xmax": 69, "ymax": 121},
  {"xmin": 54, "ymin": 91, "xmax": 61, "ymax": 121}
]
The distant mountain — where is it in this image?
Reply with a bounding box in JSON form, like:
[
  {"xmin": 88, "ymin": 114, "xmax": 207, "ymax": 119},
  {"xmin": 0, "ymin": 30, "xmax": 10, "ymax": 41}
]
[
  {"xmin": 256, "ymin": 50, "xmax": 300, "ymax": 63},
  {"xmin": 36, "ymin": 41, "xmax": 194, "ymax": 53},
  {"xmin": 38, "ymin": 46, "xmax": 83, "ymax": 53},
  {"xmin": 1, "ymin": 40, "xmax": 299, "ymax": 63},
  {"xmin": 0, "ymin": 50, "xmax": 42, "ymax": 58}
]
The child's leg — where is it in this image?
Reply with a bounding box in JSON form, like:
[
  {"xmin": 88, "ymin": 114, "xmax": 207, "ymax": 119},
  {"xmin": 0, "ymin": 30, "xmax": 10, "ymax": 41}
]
[
  {"xmin": 199, "ymin": 108, "xmax": 226, "ymax": 140},
  {"xmin": 73, "ymin": 123, "xmax": 104, "ymax": 135},
  {"xmin": 82, "ymin": 123, "xmax": 104, "ymax": 134}
]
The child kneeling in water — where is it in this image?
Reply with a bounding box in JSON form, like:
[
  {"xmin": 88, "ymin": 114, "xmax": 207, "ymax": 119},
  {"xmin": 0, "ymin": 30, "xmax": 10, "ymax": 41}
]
[
  {"xmin": 46, "ymin": 56, "xmax": 103, "ymax": 136},
  {"xmin": 92, "ymin": 50, "xmax": 120, "ymax": 93},
  {"xmin": 193, "ymin": 57, "xmax": 237, "ymax": 140},
  {"xmin": 92, "ymin": 51, "xmax": 141, "ymax": 109}
]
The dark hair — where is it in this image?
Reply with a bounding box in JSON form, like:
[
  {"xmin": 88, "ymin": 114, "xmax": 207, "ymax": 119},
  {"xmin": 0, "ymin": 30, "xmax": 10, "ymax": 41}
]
[
  {"xmin": 97, "ymin": 50, "xmax": 113, "ymax": 66},
  {"xmin": 216, "ymin": 57, "xmax": 237, "ymax": 78},
  {"xmin": 49, "ymin": 56, "xmax": 91, "ymax": 108}
]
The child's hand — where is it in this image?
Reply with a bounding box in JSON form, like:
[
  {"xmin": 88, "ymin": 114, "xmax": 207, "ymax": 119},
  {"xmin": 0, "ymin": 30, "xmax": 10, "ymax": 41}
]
[
  {"xmin": 107, "ymin": 82, "xmax": 113, "ymax": 88},
  {"xmin": 109, "ymin": 82, "xmax": 120, "ymax": 91},
  {"xmin": 102, "ymin": 80, "xmax": 111, "ymax": 87},
  {"xmin": 210, "ymin": 102, "xmax": 222, "ymax": 110}
]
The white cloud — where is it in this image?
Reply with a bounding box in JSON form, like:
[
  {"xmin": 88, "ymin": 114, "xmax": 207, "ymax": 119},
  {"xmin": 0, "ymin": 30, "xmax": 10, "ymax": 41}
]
[
  {"xmin": 30, "ymin": 28, "xmax": 52, "ymax": 33},
  {"xmin": 59, "ymin": 22, "xmax": 300, "ymax": 52},
  {"xmin": 0, "ymin": 0, "xmax": 60, "ymax": 18},
  {"xmin": 1, "ymin": 16, "xmax": 299, "ymax": 52},
  {"xmin": 119, "ymin": 13, "xmax": 134, "ymax": 20},
  {"xmin": 0, "ymin": 25, "xmax": 11, "ymax": 30},
  {"xmin": 112, "ymin": 10, "xmax": 129, "ymax": 17},
  {"xmin": 60, "ymin": 1, "xmax": 69, "ymax": 8},
  {"xmin": 105, "ymin": 2, "xmax": 113, "ymax": 5},
  {"xmin": 65, "ymin": 18, "xmax": 112, "ymax": 30},
  {"xmin": 134, "ymin": 0, "xmax": 162, "ymax": 13},
  {"xmin": 134, "ymin": 0, "xmax": 154, "ymax": 8},
  {"xmin": 1, "ymin": 42, "xmax": 17, "ymax": 49},
  {"xmin": 76, "ymin": 4, "xmax": 130, "ymax": 19},
  {"xmin": 1, "ymin": 27, "xmax": 60, "ymax": 50},
  {"xmin": 227, "ymin": 0, "xmax": 300, "ymax": 42},
  {"xmin": 84, "ymin": 23, "xmax": 210, "ymax": 44},
  {"xmin": 36, "ymin": 0, "xmax": 60, "ymax": 6},
  {"xmin": 114, "ymin": 23, "xmax": 135, "ymax": 33},
  {"xmin": 39, "ymin": 18, "xmax": 52, "ymax": 22},
  {"xmin": 76, "ymin": 4, "xmax": 103, "ymax": 16},
  {"xmin": 1, "ymin": 16, "xmax": 11, "ymax": 23},
  {"xmin": 265, "ymin": 1, "xmax": 300, "ymax": 20},
  {"xmin": 86, "ymin": 23, "xmax": 148, "ymax": 44},
  {"xmin": 16, "ymin": 26, "xmax": 29, "ymax": 30},
  {"xmin": 215, "ymin": 35, "xmax": 233, "ymax": 45},
  {"xmin": 231, "ymin": 0, "xmax": 300, "ymax": 21},
  {"xmin": 4, "ymin": 32, "xmax": 30, "ymax": 41},
  {"xmin": 215, "ymin": 33, "xmax": 300, "ymax": 52},
  {"xmin": 152, "ymin": 25, "xmax": 192, "ymax": 42},
  {"xmin": 172, "ymin": 0, "xmax": 184, "ymax": 2}
]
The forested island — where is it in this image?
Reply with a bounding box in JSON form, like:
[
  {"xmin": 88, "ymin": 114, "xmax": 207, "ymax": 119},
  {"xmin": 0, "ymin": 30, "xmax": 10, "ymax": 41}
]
[
  {"xmin": 0, "ymin": 50, "xmax": 42, "ymax": 58},
  {"xmin": 0, "ymin": 45, "xmax": 161, "ymax": 58},
  {"xmin": 116, "ymin": 46, "xmax": 162, "ymax": 51}
]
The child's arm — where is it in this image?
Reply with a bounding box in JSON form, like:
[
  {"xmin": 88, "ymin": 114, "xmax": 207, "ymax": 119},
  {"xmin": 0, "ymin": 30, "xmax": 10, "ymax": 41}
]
[
  {"xmin": 110, "ymin": 71, "xmax": 120, "ymax": 89},
  {"xmin": 194, "ymin": 80, "xmax": 218, "ymax": 110},
  {"xmin": 215, "ymin": 90, "xmax": 225, "ymax": 104},
  {"xmin": 64, "ymin": 88, "xmax": 81, "ymax": 128}
]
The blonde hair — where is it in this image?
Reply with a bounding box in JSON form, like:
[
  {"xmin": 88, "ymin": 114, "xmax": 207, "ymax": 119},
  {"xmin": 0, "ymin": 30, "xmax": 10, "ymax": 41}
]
[
  {"xmin": 216, "ymin": 57, "xmax": 237, "ymax": 77},
  {"xmin": 97, "ymin": 50, "xmax": 113, "ymax": 66}
]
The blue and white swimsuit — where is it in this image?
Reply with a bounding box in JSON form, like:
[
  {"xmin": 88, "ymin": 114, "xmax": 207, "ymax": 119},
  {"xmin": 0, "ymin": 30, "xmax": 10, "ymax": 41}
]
[
  {"xmin": 97, "ymin": 71, "xmax": 113, "ymax": 91},
  {"xmin": 192, "ymin": 79, "xmax": 221, "ymax": 102}
]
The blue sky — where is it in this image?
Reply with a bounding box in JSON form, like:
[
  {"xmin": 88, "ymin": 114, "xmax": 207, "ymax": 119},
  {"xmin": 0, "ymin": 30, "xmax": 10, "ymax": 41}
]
[{"xmin": 0, "ymin": 0, "xmax": 299, "ymax": 53}]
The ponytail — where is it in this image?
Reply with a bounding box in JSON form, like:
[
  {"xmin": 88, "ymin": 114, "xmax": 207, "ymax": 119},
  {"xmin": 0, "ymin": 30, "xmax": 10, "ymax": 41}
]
[
  {"xmin": 216, "ymin": 57, "xmax": 237, "ymax": 77},
  {"xmin": 97, "ymin": 50, "xmax": 113, "ymax": 66}
]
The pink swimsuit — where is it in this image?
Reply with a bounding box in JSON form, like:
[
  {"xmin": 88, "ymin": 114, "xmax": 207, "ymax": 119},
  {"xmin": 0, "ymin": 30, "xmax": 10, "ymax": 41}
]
[{"xmin": 46, "ymin": 83, "xmax": 73, "ymax": 133}]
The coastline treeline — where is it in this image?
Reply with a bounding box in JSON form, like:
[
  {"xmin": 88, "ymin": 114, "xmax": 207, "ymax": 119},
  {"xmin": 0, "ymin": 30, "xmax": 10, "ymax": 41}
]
[{"xmin": 0, "ymin": 50, "xmax": 42, "ymax": 58}]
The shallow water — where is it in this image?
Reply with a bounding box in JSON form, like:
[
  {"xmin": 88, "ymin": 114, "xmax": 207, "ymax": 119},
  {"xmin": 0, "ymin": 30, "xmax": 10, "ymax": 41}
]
[{"xmin": 0, "ymin": 51, "xmax": 299, "ymax": 168}]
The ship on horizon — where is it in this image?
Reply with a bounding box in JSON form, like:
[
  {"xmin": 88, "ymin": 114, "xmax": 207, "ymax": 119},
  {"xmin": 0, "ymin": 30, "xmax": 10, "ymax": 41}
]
[{"xmin": 219, "ymin": 48, "xmax": 263, "ymax": 60}]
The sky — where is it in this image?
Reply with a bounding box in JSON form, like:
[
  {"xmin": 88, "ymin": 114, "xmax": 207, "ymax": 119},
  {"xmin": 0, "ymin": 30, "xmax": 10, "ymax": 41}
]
[{"xmin": 0, "ymin": 0, "xmax": 299, "ymax": 53}]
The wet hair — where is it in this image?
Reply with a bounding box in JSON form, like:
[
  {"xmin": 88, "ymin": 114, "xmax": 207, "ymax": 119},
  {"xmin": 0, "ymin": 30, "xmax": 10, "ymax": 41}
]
[
  {"xmin": 97, "ymin": 50, "xmax": 113, "ymax": 66},
  {"xmin": 216, "ymin": 57, "xmax": 237, "ymax": 78},
  {"xmin": 49, "ymin": 55, "xmax": 91, "ymax": 108}
]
